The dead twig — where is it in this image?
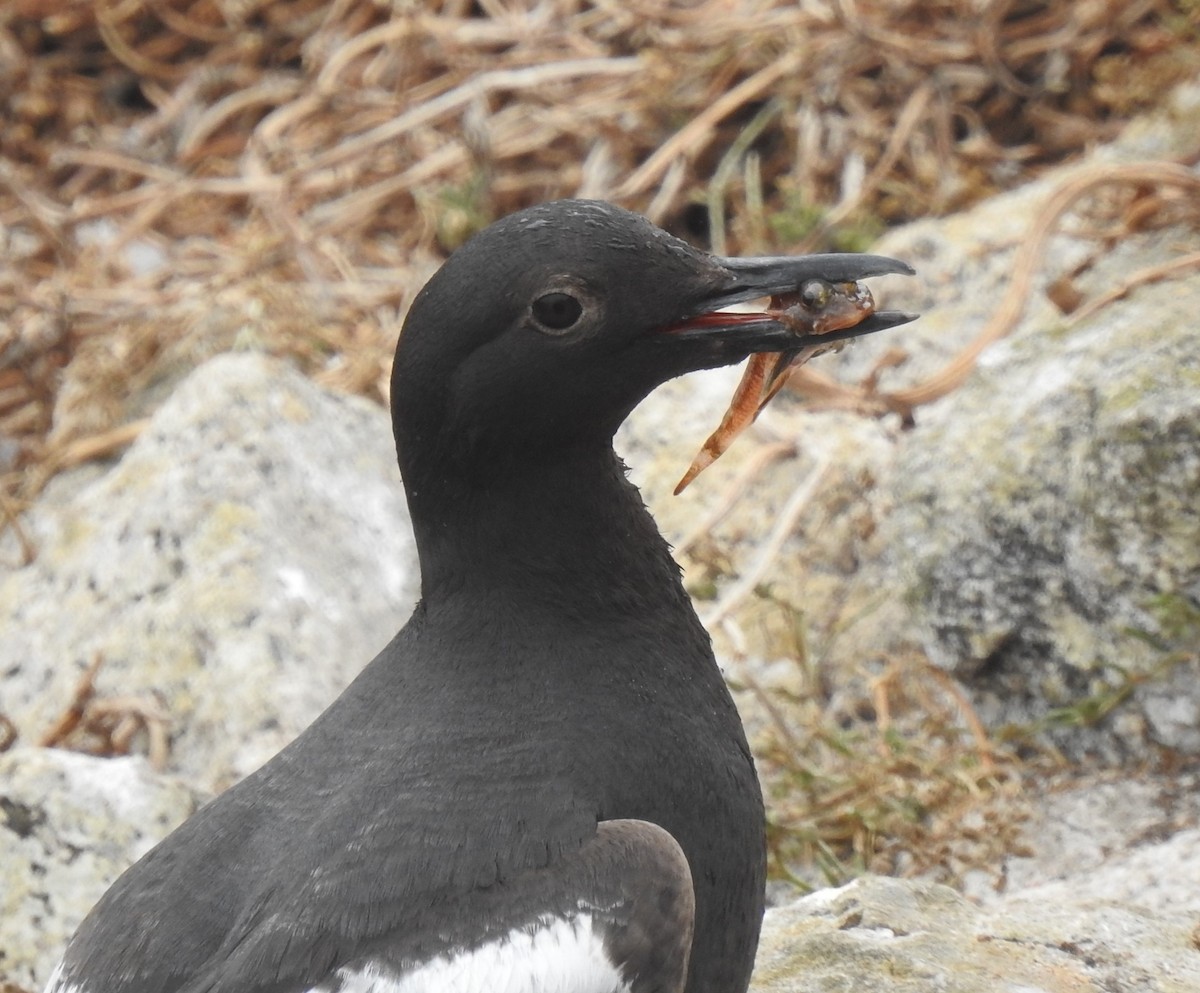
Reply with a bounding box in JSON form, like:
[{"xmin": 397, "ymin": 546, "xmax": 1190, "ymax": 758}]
[
  {"xmin": 879, "ymin": 162, "xmax": 1200, "ymax": 418},
  {"xmin": 0, "ymin": 489, "xmax": 36, "ymax": 565},
  {"xmin": 701, "ymin": 448, "xmax": 833, "ymax": 629},
  {"xmin": 676, "ymin": 439, "xmax": 796, "ymax": 559},
  {"xmin": 40, "ymin": 653, "xmax": 172, "ymax": 770},
  {"xmin": 46, "ymin": 418, "xmax": 149, "ymax": 474},
  {"xmin": 0, "ymin": 713, "xmax": 17, "ymax": 752},
  {"xmin": 1064, "ymin": 249, "xmax": 1200, "ymax": 327},
  {"xmin": 39, "ymin": 653, "xmax": 105, "ymax": 750}
]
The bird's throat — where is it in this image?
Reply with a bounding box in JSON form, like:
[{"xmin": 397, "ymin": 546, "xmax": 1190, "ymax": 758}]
[{"xmin": 406, "ymin": 445, "xmax": 695, "ymax": 627}]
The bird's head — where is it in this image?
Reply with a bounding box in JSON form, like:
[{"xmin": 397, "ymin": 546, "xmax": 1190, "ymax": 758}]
[{"xmin": 391, "ymin": 199, "xmax": 912, "ymax": 484}]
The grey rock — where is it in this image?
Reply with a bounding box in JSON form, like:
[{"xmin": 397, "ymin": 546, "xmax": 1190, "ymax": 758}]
[
  {"xmin": 793, "ymin": 84, "xmax": 1200, "ymax": 761},
  {"xmin": 976, "ymin": 772, "xmax": 1200, "ymax": 916},
  {"xmin": 1009, "ymin": 826, "xmax": 1200, "ymax": 918},
  {"xmin": 0, "ymin": 748, "xmax": 200, "ymax": 990},
  {"xmin": 1, "ymin": 353, "xmax": 419, "ymax": 790},
  {"xmin": 751, "ymin": 874, "xmax": 1200, "ymax": 993},
  {"xmin": 867, "ymin": 237, "xmax": 1200, "ymax": 759},
  {"xmin": 622, "ymin": 367, "xmax": 904, "ymax": 668}
]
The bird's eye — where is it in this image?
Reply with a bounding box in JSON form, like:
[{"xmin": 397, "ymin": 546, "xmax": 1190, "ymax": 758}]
[
  {"xmin": 531, "ymin": 292, "xmax": 583, "ymax": 331},
  {"xmin": 799, "ymin": 280, "xmax": 831, "ymax": 310}
]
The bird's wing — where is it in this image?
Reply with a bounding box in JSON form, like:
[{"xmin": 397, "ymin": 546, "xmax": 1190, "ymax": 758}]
[
  {"xmin": 175, "ymin": 819, "xmax": 693, "ymax": 993},
  {"xmin": 45, "ymin": 628, "xmax": 622, "ymax": 993}
]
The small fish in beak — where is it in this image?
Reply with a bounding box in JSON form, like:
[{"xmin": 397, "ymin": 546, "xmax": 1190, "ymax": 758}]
[{"xmin": 674, "ymin": 278, "xmax": 880, "ymax": 494}]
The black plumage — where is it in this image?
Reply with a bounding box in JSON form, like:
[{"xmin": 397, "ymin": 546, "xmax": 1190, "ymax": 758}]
[{"xmin": 50, "ymin": 199, "xmax": 913, "ymax": 993}]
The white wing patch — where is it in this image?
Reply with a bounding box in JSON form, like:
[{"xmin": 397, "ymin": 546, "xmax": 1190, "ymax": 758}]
[
  {"xmin": 43, "ymin": 915, "xmax": 627, "ymax": 993},
  {"xmin": 324, "ymin": 914, "xmax": 628, "ymax": 993}
]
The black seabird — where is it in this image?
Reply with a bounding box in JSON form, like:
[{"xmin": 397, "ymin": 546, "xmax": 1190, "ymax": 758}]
[{"xmin": 46, "ymin": 200, "xmax": 914, "ymax": 993}]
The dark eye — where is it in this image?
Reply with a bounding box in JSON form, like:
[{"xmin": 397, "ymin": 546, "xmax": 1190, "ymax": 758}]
[
  {"xmin": 531, "ymin": 292, "xmax": 583, "ymax": 331},
  {"xmin": 800, "ymin": 280, "xmax": 831, "ymax": 310}
]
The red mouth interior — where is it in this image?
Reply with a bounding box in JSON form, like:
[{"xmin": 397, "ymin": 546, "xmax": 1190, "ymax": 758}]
[{"xmin": 662, "ymin": 309, "xmax": 771, "ymax": 334}]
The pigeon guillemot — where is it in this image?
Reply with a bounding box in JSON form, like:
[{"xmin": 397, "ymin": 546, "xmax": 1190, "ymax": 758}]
[{"xmin": 45, "ymin": 200, "xmax": 914, "ymax": 993}]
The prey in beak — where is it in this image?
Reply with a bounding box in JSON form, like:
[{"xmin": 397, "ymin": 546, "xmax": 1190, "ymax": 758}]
[{"xmin": 664, "ymin": 253, "xmax": 917, "ymax": 493}]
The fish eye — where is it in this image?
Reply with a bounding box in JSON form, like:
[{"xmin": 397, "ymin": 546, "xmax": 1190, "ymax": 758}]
[
  {"xmin": 799, "ymin": 280, "xmax": 831, "ymax": 310},
  {"xmin": 531, "ymin": 292, "xmax": 584, "ymax": 331}
]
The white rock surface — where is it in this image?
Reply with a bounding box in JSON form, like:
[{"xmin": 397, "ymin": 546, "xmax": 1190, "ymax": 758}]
[
  {"xmin": 751, "ymin": 874, "xmax": 1200, "ymax": 993},
  {"xmin": 0, "ymin": 748, "xmax": 200, "ymax": 989},
  {"xmin": 985, "ymin": 772, "xmax": 1200, "ymax": 917},
  {"xmin": 871, "ymin": 263, "xmax": 1200, "ymax": 759},
  {"xmin": 1, "ymin": 354, "xmax": 419, "ymax": 790}
]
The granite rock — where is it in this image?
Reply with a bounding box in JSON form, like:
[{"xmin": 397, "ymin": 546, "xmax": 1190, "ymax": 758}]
[
  {"xmin": 0, "ymin": 748, "xmax": 200, "ymax": 989},
  {"xmin": 1, "ymin": 353, "xmax": 419, "ymax": 790},
  {"xmin": 751, "ymin": 874, "xmax": 1200, "ymax": 993}
]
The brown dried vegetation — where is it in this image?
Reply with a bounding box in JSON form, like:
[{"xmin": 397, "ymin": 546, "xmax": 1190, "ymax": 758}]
[
  {"xmin": 749, "ymin": 647, "xmax": 1033, "ymax": 889},
  {"xmin": 3, "ymin": 0, "xmax": 1198, "ymax": 514}
]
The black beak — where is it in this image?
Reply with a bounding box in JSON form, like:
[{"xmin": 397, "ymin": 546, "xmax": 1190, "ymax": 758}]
[
  {"xmin": 663, "ymin": 252, "xmax": 918, "ymax": 352},
  {"xmin": 715, "ymin": 252, "xmax": 915, "ymax": 294}
]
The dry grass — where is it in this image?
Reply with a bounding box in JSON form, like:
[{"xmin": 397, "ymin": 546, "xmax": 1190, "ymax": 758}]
[
  {"xmin": 4, "ymin": 0, "xmax": 1199, "ymax": 519},
  {"xmin": 736, "ymin": 622, "xmax": 1036, "ymax": 889}
]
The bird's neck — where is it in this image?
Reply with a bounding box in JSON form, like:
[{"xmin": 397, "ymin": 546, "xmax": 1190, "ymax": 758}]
[{"xmin": 405, "ymin": 444, "xmax": 696, "ymax": 625}]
